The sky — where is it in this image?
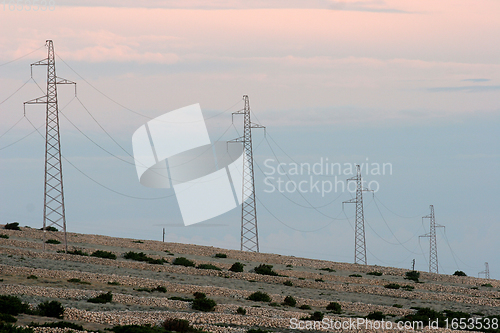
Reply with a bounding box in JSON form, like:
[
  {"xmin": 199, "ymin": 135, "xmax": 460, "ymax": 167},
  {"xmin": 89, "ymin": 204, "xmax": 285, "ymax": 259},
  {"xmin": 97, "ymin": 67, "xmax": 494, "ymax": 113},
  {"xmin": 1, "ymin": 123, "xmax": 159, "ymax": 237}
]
[{"xmin": 0, "ymin": 0, "xmax": 499, "ymax": 278}]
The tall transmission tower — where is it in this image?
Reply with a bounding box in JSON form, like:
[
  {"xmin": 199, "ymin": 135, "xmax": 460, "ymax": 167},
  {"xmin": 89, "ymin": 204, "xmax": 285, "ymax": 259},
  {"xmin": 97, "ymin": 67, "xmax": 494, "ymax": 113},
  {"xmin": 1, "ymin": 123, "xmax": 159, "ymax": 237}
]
[
  {"xmin": 231, "ymin": 95, "xmax": 265, "ymax": 252},
  {"xmin": 479, "ymin": 262, "xmax": 490, "ymax": 279},
  {"xmin": 24, "ymin": 40, "xmax": 75, "ymax": 252},
  {"xmin": 343, "ymin": 165, "xmax": 371, "ymax": 265},
  {"xmin": 420, "ymin": 205, "xmax": 444, "ymax": 274}
]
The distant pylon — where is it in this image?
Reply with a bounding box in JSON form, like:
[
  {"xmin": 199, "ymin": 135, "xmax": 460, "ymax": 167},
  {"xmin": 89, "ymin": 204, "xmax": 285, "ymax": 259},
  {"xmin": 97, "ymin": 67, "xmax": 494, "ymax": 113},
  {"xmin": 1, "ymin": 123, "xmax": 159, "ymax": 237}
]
[
  {"xmin": 343, "ymin": 165, "xmax": 371, "ymax": 265},
  {"xmin": 24, "ymin": 40, "xmax": 75, "ymax": 252},
  {"xmin": 479, "ymin": 262, "xmax": 490, "ymax": 279},
  {"xmin": 231, "ymin": 95, "xmax": 265, "ymax": 252},
  {"xmin": 420, "ymin": 205, "xmax": 444, "ymax": 274}
]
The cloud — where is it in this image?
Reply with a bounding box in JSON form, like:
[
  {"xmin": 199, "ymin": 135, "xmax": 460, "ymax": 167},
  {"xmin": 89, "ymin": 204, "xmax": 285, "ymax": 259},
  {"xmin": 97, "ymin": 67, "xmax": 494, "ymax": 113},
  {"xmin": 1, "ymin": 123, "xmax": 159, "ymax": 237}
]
[
  {"xmin": 428, "ymin": 85, "xmax": 500, "ymax": 93},
  {"xmin": 328, "ymin": 0, "xmax": 411, "ymax": 13},
  {"xmin": 462, "ymin": 78, "xmax": 491, "ymax": 83}
]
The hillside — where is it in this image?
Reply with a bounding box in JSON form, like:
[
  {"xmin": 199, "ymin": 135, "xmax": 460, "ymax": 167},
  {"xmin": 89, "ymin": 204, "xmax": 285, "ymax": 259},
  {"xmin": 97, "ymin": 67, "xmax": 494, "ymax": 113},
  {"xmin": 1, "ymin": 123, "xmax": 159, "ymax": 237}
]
[{"xmin": 0, "ymin": 227, "xmax": 498, "ymax": 333}]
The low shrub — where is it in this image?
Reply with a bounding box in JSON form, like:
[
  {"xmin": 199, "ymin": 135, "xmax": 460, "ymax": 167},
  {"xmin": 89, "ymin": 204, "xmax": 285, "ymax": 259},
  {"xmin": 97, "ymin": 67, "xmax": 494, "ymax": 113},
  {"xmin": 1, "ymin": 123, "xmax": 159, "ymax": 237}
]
[
  {"xmin": 229, "ymin": 262, "xmax": 244, "ymax": 273},
  {"xmin": 453, "ymin": 270, "xmax": 467, "ymax": 277},
  {"xmin": 88, "ymin": 291, "xmax": 113, "ymax": 303},
  {"xmin": 0, "ymin": 295, "xmax": 32, "ymax": 315},
  {"xmin": 326, "ymin": 302, "xmax": 341, "ymax": 314},
  {"xmin": 0, "ymin": 234, "xmax": 9, "ymax": 239},
  {"xmin": 161, "ymin": 318, "xmax": 200, "ymax": 332},
  {"xmin": 349, "ymin": 274, "xmax": 362, "ymax": 277},
  {"xmin": 170, "ymin": 296, "xmax": 194, "ymax": 302},
  {"xmin": 132, "ymin": 240, "xmax": 144, "ymax": 243},
  {"xmin": 192, "ymin": 297, "xmax": 216, "ymax": 312},
  {"xmin": 402, "ymin": 285, "xmax": 415, "ymax": 291},
  {"xmin": 152, "ymin": 286, "xmax": 167, "ymax": 293},
  {"xmin": 196, "ymin": 264, "xmax": 221, "ymax": 271},
  {"xmin": 37, "ymin": 301, "xmax": 64, "ymax": 319},
  {"xmin": 63, "ymin": 249, "xmax": 88, "ymax": 256},
  {"xmin": 299, "ymin": 304, "xmax": 312, "ymax": 310},
  {"xmin": 91, "ymin": 250, "xmax": 117, "ymax": 260},
  {"xmin": 405, "ymin": 271, "xmax": 420, "ymax": 282},
  {"xmin": 282, "ymin": 296, "xmax": 296, "ymax": 307},
  {"xmin": 108, "ymin": 281, "xmax": 120, "ymax": 285},
  {"xmin": 214, "ymin": 253, "xmax": 227, "ymax": 258},
  {"xmin": 193, "ymin": 292, "xmax": 206, "ymax": 300},
  {"xmin": 269, "ymin": 302, "xmax": 280, "ymax": 307},
  {"xmin": 40, "ymin": 226, "xmax": 58, "ymax": 232},
  {"xmin": 315, "ymin": 278, "xmax": 324, "ymax": 282},
  {"xmin": 393, "ymin": 304, "xmax": 403, "ymax": 308},
  {"xmin": 124, "ymin": 251, "xmax": 166, "ymax": 265},
  {"xmin": 0, "ymin": 313, "xmax": 17, "ymax": 323},
  {"xmin": 28, "ymin": 321, "xmax": 84, "ymax": 331},
  {"xmin": 482, "ymin": 283, "xmax": 493, "ymax": 287},
  {"xmin": 367, "ymin": 271, "xmax": 383, "ymax": 276},
  {"xmin": 172, "ymin": 257, "xmax": 195, "ymax": 267},
  {"xmin": 27, "ymin": 275, "xmax": 38, "ymax": 280},
  {"xmin": 384, "ymin": 283, "xmax": 401, "ymax": 290},
  {"xmin": 301, "ymin": 311, "xmax": 324, "ymax": 321},
  {"xmin": 247, "ymin": 291, "xmax": 271, "ymax": 302},
  {"xmin": 319, "ymin": 268, "xmax": 335, "ymax": 272},
  {"xmin": 286, "ymin": 264, "xmax": 293, "ymax": 268},
  {"xmin": 67, "ymin": 278, "xmax": 81, "ymax": 283},
  {"xmin": 283, "ymin": 280, "xmax": 293, "ymax": 286},
  {"xmin": 0, "ymin": 323, "xmax": 33, "ymax": 333},
  {"xmin": 254, "ymin": 264, "xmax": 278, "ymax": 276},
  {"xmin": 45, "ymin": 239, "xmax": 60, "ymax": 244},
  {"xmin": 4, "ymin": 223, "xmax": 20, "ymax": 231},
  {"xmin": 237, "ymin": 307, "xmax": 246, "ymax": 315},
  {"xmin": 366, "ymin": 311, "xmax": 386, "ymax": 320}
]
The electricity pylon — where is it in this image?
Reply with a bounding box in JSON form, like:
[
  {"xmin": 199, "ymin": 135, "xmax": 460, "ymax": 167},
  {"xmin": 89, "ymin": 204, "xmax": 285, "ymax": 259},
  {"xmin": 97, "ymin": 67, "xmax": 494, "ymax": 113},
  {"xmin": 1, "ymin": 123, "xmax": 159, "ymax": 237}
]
[
  {"xmin": 231, "ymin": 95, "xmax": 265, "ymax": 252},
  {"xmin": 479, "ymin": 262, "xmax": 490, "ymax": 279},
  {"xmin": 343, "ymin": 165, "xmax": 371, "ymax": 265},
  {"xmin": 420, "ymin": 205, "xmax": 444, "ymax": 274},
  {"xmin": 24, "ymin": 40, "xmax": 75, "ymax": 252}
]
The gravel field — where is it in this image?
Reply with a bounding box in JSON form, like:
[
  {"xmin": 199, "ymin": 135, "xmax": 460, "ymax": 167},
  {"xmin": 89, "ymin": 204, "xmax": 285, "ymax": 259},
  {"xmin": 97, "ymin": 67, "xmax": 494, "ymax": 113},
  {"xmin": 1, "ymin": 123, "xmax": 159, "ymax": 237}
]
[{"xmin": 0, "ymin": 228, "xmax": 496, "ymax": 332}]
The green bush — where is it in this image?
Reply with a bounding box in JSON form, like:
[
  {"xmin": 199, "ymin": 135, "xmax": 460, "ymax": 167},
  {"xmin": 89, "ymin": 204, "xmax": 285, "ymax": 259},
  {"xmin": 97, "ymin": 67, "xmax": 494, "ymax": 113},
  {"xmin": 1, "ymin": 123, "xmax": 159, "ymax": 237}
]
[
  {"xmin": 170, "ymin": 296, "xmax": 194, "ymax": 302},
  {"xmin": 229, "ymin": 262, "xmax": 244, "ymax": 273},
  {"xmin": 315, "ymin": 278, "xmax": 324, "ymax": 282},
  {"xmin": 319, "ymin": 268, "xmax": 335, "ymax": 272},
  {"xmin": 196, "ymin": 264, "xmax": 221, "ymax": 271},
  {"xmin": 63, "ymin": 249, "xmax": 88, "ymax": 256},
  {"xmin": 0, "ymin": 323, "xmax": 33, "ymax": 333},
  {"xmin": 349, "ymin": 274, "xmax": 362, "ymax": 277},
  {"xmin": 108, "ymin": 281, "xmax": 120, "ymax": 285},
  {"xmin": 37, "ymin": 300, "xmax": 64, "ymax": 319},
  {"xmin": 161, "ymin": 318, "xmax": 200, "ymax": 332},
  {"xmin": 4, "ymin": 223, "xmax": 20, "ymax": 231},
  {"xmin": 402, "ymin": 285, "xmax": 415, "ymax": 291},
  {"xmin": 91, "ymin": 250, "xmax": 117, "ymax": 260},
  {"xmin": 67, "ymin": 278, "xmax": 81, "ymax": 283},
  {"xmin": 132, "ymin": 240, "xmax": 144, "ymax": 243},
  {"xmin": 0, "ymin": 313, "xmax": 17, "ymax": 323},
  {"xmin": 28, "ymin": 321, "xmax": 84, "ymax": 330},
  {"xmin": 214, "ymin": 253, "xmax": 227, "ymax": 258},
  {"xmin": 301, "ymin": 311, "xmax": 324, "ymax": 321},
  {"xmin": 367, "ymin": 311, "xmax": 386, "ymax": 320},
  {"xmin": 172, "ymin": 257, "xmax": 195, "ymax": 267},
  {"xmin": 247, "ymin": 291, "xmax": 271, "ymax": 302},
  {"xmin": 237, "ymin": 307, "xmax": 246, "ymax": 315},
  {"xmin": 45, "ymin": 239, "xmax": 60, "ymax": 244},
  {"xmin": 193, "ymin": 292, "xmax": 206, "ymax": 300},
  {"xmin": 384, "ymin": 283, "xmax": 401, "ymax": 290},
  {"xmin": 393, "ymin": 304, "xmax": 403, "ymax": 308},
  {"xmin": 367, "ymin": 271, "xmax": 383, "ymax": 276},
  {"xmin": 299, "ymin": 304, "xmax": 312, "ymax": 310},
  {"xmin": 453, "ymin": 270, "xmax": 467, "ymax": 277},
  {"xmin": 0, "ymin": 295, "xmax": 32, "ymax": 315},
  {"xmin": 269, "ymin": 302, "xmax": 280, "ymax": 307},
  {"xmin": 282, "ymin": 296, "xmax": 296, "ymax": 307},
  {"xmin": 399, "ymin": 307, "xmax": 445, "ymax": 327},
  {"xmin": 111, "ymin": 324, "xmax": 165, "ymax": 333},
  {"xmin": 192, "ymin": 297, "xmax": 216, "ymax": 312},
  {"xmin": 124, "ymin": 251, "xmax": 166, "ymax": 265},
  {"xmin": 27, "ymin": 275, "xmax": 38, "ymax": 279},
  {"xmin": 88, "ymin": 291, "xmax": 113, "ymax": 303},
  {"xmin": 254, "ymin": 264, "xmax": 278, "ymax": 276},
  {"xmin": 0, "ymin": 234, "xmax": 9, "ymax": 239},
  {"xmin": 286, "ymin": 264, "xmax": 293, "ymax": 268},
  {"xmin": 283, "ymin": 280, "xmax": 293, "ymax": 286},
  {"xmin": 40, "ymin": 226, "xmax": 58, "ymax": 232},
  {"xmin": 482, "ymin": 283, "xmax": 493, "ymax": 287},
  {"xmin": 152, "ymin": 286, "xmax": 167, "ymax": 293},
  {"xmin": 326, "ymin": 302, "xmax": 341, "ymax": 314},
  {"xmin": 405, "ymin": 271, "xmax": 420, "ymax": 282}
]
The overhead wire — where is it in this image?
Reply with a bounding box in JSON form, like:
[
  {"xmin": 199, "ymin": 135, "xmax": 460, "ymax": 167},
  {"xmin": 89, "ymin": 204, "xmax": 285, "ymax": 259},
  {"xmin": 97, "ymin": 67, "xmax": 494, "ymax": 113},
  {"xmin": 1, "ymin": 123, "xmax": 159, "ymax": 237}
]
[{"xmin": 0, "ymin": 45, "xmax": 45, "ymax": 67}]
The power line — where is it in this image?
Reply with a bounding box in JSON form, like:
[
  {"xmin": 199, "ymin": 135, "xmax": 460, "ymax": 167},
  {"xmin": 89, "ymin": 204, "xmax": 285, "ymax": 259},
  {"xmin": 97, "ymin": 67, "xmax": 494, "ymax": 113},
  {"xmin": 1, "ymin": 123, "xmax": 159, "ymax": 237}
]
[
  {"xmin": 0, "ymin": 78, "xmax": 32, "ymax": 108},
  {"xmin": 0, "ymin": 45, "xmax": 45, "ymax": 67}
]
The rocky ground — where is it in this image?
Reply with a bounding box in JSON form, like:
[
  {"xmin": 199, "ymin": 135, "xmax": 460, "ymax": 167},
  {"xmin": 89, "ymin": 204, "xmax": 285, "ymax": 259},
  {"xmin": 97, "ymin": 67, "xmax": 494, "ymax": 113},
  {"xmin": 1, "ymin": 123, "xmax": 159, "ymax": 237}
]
[{"xmin": 0, "ymin": 227, "xmax": 498, "ymax": 333}]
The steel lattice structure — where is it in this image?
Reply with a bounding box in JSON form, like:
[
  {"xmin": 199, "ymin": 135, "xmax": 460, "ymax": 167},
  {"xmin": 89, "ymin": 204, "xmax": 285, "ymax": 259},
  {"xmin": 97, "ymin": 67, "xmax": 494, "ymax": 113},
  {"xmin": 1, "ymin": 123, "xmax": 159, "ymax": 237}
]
[
  {"xmin": 25, "ymin": 40, "xmax": 75, "ymax": 252},
  {"xmin": 344, "ymin": 165, "xmax": 369, "ymax": 265},
  {"xmin": 232, "ymin": 95, "xmax": 264, "ymax": 252},
  {"xmin": 420, "ymin": 205, "xmax": 444, "ymax": 274},
  {"xmin": 479, "ymin": 262, "xmax": 490, "ymax": 279}
]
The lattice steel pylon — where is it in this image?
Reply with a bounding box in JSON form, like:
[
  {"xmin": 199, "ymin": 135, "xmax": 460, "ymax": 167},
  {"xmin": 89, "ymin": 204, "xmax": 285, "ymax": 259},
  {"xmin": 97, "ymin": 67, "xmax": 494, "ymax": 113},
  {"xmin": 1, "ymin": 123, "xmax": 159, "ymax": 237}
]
[
  {"xmin": 24, "ymin": 40, "xmax": 75, "ymax": 252},
  {"xmin": 343, "ymin": 165, "xmax": 371, "ymax": 265},
  {"xmin": 479, "ymin": 262, "xmax": 490, "ymax": 279},
  {"xmin": 420, "ymin": 205, "xmax": 444, "ymax": 274},
  {"xmin": 231, "ymin": 95, "xmax": 265, "ymax": 252}
]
